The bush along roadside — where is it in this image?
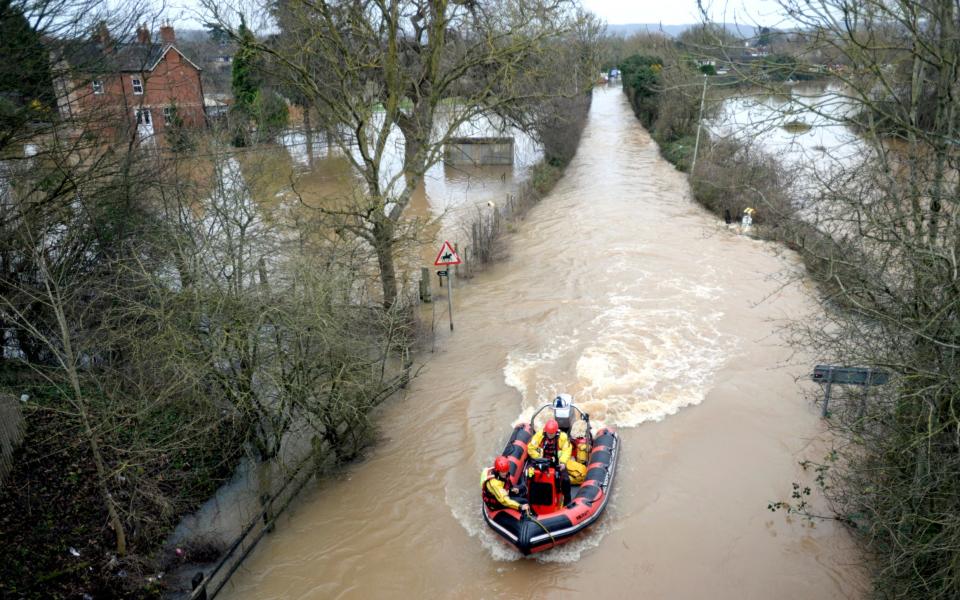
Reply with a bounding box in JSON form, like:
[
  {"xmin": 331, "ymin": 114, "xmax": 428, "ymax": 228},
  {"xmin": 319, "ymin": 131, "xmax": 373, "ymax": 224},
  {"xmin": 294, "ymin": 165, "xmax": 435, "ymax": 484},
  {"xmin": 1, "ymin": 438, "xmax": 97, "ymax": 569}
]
[
  {"xmin": 618, "ymin": 53, "xmax": 837, "ymax": 266},
  {"xmin": 0, "ymin": 367, "xmax": 247, "ymax": 600},
  {"xmin": 621, "ymin": 54, "xmax": 787, "ymax": 227}
]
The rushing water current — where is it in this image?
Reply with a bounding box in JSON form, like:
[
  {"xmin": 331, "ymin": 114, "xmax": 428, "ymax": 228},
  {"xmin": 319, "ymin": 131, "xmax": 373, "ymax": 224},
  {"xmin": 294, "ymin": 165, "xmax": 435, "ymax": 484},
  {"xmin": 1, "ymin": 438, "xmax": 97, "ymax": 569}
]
[{"xmin": 225, "ymin": 87, "xmax": 865, "ymax": 599}]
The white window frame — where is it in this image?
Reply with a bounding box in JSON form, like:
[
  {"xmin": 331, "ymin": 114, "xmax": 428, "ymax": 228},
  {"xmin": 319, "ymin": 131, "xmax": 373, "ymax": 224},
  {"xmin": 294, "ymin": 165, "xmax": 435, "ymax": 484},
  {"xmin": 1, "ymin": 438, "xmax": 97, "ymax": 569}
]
[
  {"xmin": 163, "ymin": 107, "xmax": 173, "ymax": 125},
  {"xmin": 131, "ymin": 76, "xmax": 143, "ymax": 95},
  {"xmin": 135, "ymin": 108, "xmax": 151, "ymax": 125},
  {"xmin": 92, "ymin": 80, "xmax": 104, "ymax": 95}
]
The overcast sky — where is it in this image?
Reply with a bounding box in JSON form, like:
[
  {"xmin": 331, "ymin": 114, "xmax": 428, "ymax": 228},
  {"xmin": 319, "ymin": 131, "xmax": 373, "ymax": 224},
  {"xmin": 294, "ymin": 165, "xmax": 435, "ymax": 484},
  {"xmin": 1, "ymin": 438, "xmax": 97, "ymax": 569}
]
[
  {"xmin": 579, "ymin": 0, "xmax": 786, "ymax": 25},
  {"xmin": 164, "ymin": 0, "xmax": 789, "ymax": 31}
]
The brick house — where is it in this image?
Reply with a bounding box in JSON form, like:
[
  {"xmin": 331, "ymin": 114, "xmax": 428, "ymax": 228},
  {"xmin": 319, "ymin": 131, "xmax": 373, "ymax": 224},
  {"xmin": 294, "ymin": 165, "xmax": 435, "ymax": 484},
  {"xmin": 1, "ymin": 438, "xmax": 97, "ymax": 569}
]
[{"xmin": 53, "ymin": 24, "xmax": 205, "ymax": 143}]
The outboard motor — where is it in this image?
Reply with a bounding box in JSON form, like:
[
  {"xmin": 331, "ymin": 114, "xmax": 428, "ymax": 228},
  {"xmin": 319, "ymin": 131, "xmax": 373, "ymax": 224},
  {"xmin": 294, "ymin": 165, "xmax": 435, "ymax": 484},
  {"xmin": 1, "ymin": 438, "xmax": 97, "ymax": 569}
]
[{"xmin": 553, "ymin": 393, "xmax": 574, "ymax": 432}]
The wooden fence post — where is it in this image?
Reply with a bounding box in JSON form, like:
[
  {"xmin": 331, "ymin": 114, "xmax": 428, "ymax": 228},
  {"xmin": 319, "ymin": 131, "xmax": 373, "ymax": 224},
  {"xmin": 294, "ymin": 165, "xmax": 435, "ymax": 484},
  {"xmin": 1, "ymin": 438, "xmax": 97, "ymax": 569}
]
[{"xmin": 419, "ymin": 267, "xmax": 432, "ymax": 302}]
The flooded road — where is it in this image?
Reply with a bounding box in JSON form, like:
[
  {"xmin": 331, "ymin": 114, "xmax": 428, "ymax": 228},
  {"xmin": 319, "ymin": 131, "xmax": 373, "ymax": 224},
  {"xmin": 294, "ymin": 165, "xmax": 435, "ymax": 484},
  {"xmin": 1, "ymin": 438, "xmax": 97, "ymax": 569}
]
[{"xmin": 226, "ymin": 87, "xmax": 865, "ymax": 599}]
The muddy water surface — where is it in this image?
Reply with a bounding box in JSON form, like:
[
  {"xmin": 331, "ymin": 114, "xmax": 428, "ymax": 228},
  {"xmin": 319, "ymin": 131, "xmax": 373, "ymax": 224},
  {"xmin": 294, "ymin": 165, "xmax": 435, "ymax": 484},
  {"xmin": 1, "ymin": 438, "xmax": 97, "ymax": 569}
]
[{"xmin": 225, "ymin": 87, "xmax": 865, "ymax": 599}]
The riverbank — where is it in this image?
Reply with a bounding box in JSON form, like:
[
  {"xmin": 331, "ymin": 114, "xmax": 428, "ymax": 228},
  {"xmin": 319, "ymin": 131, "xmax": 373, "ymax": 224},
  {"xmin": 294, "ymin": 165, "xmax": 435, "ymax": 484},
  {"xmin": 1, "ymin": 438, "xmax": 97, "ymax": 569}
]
[{"xmin": 0, "ymin": 366, "xmax": 246, "ymax": 599}]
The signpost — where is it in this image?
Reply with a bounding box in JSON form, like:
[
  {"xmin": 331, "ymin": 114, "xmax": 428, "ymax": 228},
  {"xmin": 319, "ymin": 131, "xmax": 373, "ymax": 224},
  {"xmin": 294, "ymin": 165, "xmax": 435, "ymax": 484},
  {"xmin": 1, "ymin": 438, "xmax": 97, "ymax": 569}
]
[
  {"xmin": 811, "ymin": 365, "xmax": 890, "ymax": 418},
  {"xmin": 434, "ymin": 241, "xmax": 462, "ymax": 331}
]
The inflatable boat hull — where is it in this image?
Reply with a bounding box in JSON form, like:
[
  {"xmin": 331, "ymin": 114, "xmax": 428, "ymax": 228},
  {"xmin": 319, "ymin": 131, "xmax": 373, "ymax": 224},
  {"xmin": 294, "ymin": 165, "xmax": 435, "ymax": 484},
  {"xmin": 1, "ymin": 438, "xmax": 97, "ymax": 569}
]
[{"xmin": 482, "ymin": 423, "xmax": 619, "ymax": 555}]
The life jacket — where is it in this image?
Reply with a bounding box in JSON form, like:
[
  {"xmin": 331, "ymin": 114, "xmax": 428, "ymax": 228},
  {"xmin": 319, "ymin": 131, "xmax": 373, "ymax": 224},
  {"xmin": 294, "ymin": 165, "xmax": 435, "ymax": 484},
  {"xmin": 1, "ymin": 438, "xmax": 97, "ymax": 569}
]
[
  {"xmin": 572, "ymin": 437, "xmax": 590, "ymax": 464},
  {"xmin": 481, "ymin": 471, "xmax": 507, "ymax": 511},
  {"xmin": 540, "ymin": 434, "xmax": 559, "ymax": 461}
]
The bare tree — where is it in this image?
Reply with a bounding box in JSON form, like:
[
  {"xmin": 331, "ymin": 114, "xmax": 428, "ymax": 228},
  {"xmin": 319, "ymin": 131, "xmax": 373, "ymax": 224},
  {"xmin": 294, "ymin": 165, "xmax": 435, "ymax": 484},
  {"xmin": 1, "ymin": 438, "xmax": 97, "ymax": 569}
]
[
  {"xmin": 0, "ymin": 0, "xmax": 425, "ymax": 596},
  {"xmin": 202, "ymin": 0, "xmax": 591, "ymax": 307}
]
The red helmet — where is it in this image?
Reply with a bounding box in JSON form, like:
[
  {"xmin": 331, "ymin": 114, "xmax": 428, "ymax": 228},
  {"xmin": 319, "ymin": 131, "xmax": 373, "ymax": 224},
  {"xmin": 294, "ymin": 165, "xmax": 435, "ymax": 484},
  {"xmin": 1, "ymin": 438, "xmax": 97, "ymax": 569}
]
[
  {"xmin": 544, "ymin": 419, "xmax": 559, "ymax": 435},
  {"xmin": 494, "ymin": 456, "xmax": 511, "ymax": 474}
]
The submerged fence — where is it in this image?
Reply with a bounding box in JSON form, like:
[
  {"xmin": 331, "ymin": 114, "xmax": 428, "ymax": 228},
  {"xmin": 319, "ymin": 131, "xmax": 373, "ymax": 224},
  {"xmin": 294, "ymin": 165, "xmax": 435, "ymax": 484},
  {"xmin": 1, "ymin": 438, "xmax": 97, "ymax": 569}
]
[
  {"xmin": 419, "ymin": 176, "xmax": 544, "ymax": 302},
  {"xmin": 186, "ymin": 451, "xmax": 315, "ymax": 600}
]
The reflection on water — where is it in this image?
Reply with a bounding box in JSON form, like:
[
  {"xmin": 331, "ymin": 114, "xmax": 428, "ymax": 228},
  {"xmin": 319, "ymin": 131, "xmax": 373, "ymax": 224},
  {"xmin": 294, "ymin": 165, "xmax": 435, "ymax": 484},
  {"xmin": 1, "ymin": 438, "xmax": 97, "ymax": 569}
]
[
  {"xmin": 197, "ymin": 114, "xmax": 543, "ymax": 300},
  {"xmin": 275, "ymin": 114, "xmax": 541, "ymax": 232},
  {"xmin": 710, "ymin": 84, "xmax": 869, "ymax": 196}
]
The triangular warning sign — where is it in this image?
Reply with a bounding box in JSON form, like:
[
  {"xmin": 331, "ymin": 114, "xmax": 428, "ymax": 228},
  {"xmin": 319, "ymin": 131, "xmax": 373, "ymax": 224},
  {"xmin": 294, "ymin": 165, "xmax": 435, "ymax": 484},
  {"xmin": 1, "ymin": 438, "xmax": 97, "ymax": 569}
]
[{"xmin": 434, "ymin": 241, "xmax": 462, "ymax": 266}]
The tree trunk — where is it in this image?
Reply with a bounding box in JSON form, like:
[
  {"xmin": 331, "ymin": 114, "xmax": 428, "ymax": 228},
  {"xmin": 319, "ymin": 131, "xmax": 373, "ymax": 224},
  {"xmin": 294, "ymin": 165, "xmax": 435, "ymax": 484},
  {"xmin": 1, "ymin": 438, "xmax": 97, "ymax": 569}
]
[
  {"xmin": 373, "ymin": 220, "xmax": 398, "ymax": 309},
  {"xmin": 50, "ymin": 294, "xmax": 127, "ymax": 555},
  {"xmin": 403, "ymin": 132, "xmax": 422, "ymax": 173}
]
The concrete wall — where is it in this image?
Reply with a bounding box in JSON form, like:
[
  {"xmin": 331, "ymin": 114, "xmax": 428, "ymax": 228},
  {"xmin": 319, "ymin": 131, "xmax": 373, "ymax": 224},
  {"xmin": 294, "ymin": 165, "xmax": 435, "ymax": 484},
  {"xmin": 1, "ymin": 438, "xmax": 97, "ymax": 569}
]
[{"xmin": 444, "ymin": 136, "xmax": 514, "ymax": 166}]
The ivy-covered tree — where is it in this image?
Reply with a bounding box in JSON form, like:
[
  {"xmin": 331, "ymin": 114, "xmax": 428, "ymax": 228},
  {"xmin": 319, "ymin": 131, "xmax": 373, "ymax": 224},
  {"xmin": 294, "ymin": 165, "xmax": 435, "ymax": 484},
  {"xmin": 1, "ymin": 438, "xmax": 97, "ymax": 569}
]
[
  {"xmin": 620, "ymin": 54, "xmax": 663, "ymax": 128},
  {"xmin": 229, "ymin": 17, "xmax": 259, "ymax": 146},
  {"xmin": 253, "ymin": 90, "xmax": 288, "ymax": 138},
  {"xmin": 229, "ymin": 17, "xmax": 289, "ymax": 146},
  {"xmin": 164, "ymin": 102, "xmax": 194, "ymax": 152}
]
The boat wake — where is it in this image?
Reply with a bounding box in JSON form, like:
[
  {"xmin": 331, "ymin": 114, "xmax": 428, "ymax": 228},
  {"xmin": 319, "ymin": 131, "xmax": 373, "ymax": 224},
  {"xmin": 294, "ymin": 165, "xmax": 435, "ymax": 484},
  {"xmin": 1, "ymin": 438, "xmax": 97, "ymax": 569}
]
[
  {"xmin": 449, "ymin": 483, "xmax": 620, "ymax": 564},
  {"xmin": 505, "ymin": 271, "xmax": 736, "ymax": 429},
  {"xmin": 469, "ymin": 270, "xmax": 735, "ymax": 559}
]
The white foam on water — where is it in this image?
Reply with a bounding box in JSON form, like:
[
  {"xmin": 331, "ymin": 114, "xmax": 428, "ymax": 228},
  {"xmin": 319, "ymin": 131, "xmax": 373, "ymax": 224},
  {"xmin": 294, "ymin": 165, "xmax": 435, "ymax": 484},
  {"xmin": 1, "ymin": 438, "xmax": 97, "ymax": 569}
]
[
  {"xmin": 656, "ymin": 276, "xmax": 724, "ymax": 300},
  {"xmin": 576, "ymin": 303, "xmax": 733, "ymax": 427},
  {"xmin": 504, "ymin": 333, "xmax": 579, "ymax": 411},
  {"xmin": 532, "ymin": 518, "xmax": 614, "ymax": 563},
  {"xmin": 504, "ymin": 271, "xmax": 736, "ymax": 429},
  {"xmin": 446, "ymin": 481, "xmax": 524, "ymax": 561}
]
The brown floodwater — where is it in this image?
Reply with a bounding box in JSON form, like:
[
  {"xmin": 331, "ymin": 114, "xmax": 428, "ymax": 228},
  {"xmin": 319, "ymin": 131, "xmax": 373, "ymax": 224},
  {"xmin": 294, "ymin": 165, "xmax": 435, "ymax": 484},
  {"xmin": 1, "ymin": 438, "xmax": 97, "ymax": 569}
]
[{"xmin": 224, "ymin": 86, "xmax": 866, "ymax": 599}]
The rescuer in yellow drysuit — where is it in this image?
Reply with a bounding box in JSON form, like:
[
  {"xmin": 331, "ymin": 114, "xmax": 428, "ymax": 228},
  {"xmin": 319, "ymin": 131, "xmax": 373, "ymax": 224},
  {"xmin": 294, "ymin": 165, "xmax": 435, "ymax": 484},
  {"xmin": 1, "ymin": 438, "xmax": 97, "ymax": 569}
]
[
  {"xmin": 481, "ymin": 456, "xmax": 529, "ymax": 512},
  {"xmin": 527, "ymin": 419, "xmax": 588, "ymax": 505}
]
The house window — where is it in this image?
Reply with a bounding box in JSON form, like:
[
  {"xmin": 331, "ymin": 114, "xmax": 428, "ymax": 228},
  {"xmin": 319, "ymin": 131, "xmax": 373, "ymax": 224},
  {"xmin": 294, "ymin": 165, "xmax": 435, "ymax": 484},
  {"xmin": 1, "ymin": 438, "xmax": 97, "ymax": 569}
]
[
  {"xmin": 163, "ymin": 107, "xmax": 173, "ymax": 125},
  {"xmin": 135, "ymin": 108, "xmax": 151, "ymax": 125},
  {"xmin": 92, "ymin": 80, "xmax": 104, "ymax": 95},
  {"xmin": 131, "ymin": 77, "xmax": 143, "ymax": 95}
]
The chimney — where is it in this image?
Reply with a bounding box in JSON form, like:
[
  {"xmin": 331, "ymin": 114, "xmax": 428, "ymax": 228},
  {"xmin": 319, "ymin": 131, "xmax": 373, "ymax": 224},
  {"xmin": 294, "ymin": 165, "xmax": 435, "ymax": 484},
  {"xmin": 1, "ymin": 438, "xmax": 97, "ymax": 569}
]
[
  {"xmin": 159, "ymin": 24, "xmax": 175, "ymax": 44},
  {"xmin": 136, "ymin": 24, "xmax": 150, "ymax": 44},
  {"xmin": 95, "ymin": 21, "xmax": 112, "ymax": 49}
]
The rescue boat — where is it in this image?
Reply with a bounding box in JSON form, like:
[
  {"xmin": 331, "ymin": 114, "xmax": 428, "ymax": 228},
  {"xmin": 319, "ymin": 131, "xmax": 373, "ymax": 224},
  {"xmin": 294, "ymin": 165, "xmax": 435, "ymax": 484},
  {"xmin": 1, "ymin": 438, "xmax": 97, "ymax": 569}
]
[{"xmin": 481, "ymin": 395, "xmax": 619, "ymax": 555}]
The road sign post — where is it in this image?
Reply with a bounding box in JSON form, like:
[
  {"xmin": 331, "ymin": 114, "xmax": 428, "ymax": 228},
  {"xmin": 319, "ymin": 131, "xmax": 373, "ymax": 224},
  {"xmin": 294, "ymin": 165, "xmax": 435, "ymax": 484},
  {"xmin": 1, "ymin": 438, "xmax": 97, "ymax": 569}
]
[
  {"xmin": 446, "ymin": 270, "xmax": 454, "ymax": 331},
  {"xmin": 434, "ymin": 241, "xmax": 462, "ymax": 332},
  {"xmin": 811, "ymin": 365, "xmax": 890, "ymax": 418}
]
